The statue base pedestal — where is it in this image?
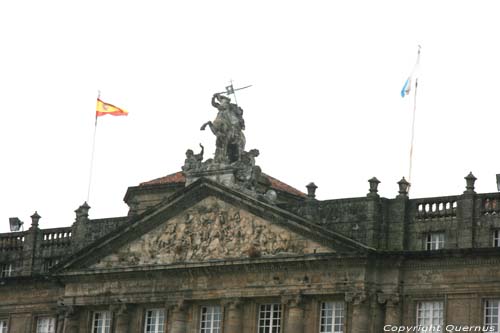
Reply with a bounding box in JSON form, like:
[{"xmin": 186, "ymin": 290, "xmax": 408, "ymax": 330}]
[
  {"xmin": 185, "ymin": 165, "xmax": 236, "ymax": 187},
  {"xmin": 184, "ymin": 162, "xmax": 276, "ymax": 204}
]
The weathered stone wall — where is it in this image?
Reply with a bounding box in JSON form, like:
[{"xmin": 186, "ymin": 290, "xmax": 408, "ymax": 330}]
[
  {"xmin": 0, "ymin": 279, "xmax": 63, "ymax": 332},
  {"xmin": 2, "ymin": 251, "xmax": 500, "ymax": 331},
  {"xmin": 400, "ymin": 253, "xmax": 500, "ymax": 326},
  {"xmin": 282, "ymin": 197, "xmax": 384, "ymax": 249},
  {"xmin": 62, "ymin": 256, "xmax": 372, "ymax": 332},
  {"xmin": 124, "ymin": 183, "xmax": 185, "ymax": 215}
]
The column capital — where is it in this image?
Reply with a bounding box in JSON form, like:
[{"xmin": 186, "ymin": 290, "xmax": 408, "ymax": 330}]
[
  {"xmin": 345, "ymin": 291, "xmax": 367, "ymax": 305},
  {"xmin": 108, "ymin": 303, "xmax": 131, "ymax": 316},
  {"xmin": 377, "ymin": 293, "xmax": 400, "ymax": 306},
  {"xmin": 377, "ymin": 293, "xmax": 401, "ymax": 306},
  {"xmin": 222, "ymin": 298, "xmax": 243, "ymax": 309},
  {"xmin": 281, "ymin": 293, "xmax": 303, "ymax": 308},
  {"xmin": 166, "ymin": 299, "xmax": 188, "ymax": 312},
  {"xmin": 57, "ymin": 304, "xmax": 76, "ymax": 319}
]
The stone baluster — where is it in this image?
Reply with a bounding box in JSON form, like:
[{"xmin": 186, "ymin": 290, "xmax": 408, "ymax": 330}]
[
  {"xmin": 223, "ymin": 298, "xmax": 243, "ymax": 332},
  {"xmin": 346, "ymin": 292, "xmax": 369, "ymax": 333},
  {"xmin": 170, "ymin": 300, "xmax": 188, "ymax": 333},
  {"xmin": 283, "ymin": 294, "xmax": 304, "ymax": 333}
]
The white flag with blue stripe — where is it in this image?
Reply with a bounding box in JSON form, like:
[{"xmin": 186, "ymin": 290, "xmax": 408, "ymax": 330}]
[
  {"xmin": 401, "ymin": 46, "xmax": 421, "ymax": 98},
  {"xmin": 401, "ymin": 77, "xmax": 412, "ymax": 97}
]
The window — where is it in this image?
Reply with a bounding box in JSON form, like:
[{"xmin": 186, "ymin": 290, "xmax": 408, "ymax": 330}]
[
  {"xmin": 36, "ymin": 317, "xmax": 56, "ymax": 333},
  {"xmin": 43, "ymin": 258, "xmax": 59, "ymax": 272},
  {"xmin": 0, "ymin": 320, "xmax": 7, "ymax": 333},
  {"xmin": 258, "ymin": 303, "xmax": 281, "ymax": 333},
  {"xmin": 0, "ymin": 263, "xmax": 12, "ymax": 278},
  {"xmin": 425, "ymin": 233, "xmax": 444, "ymax": 250},
  {"xmin": 200, "ymin": 305, "xmax": 221, "ymax": 333},
  {"xmin": 416, "ymin": 301, "xmax": 443, "ymax": 329},
  {"xmin": 485, "ymin": 300, "xmax": 500, "ymax": 333},
  {"xmin": 92, "ymin": 311, "xmax": 111, "ymax": 333},
  {"xmin": 144, "ymin": 309, "xmax": 165, "ymax": 333},
  {"xmin": 493, "ymin": 230, "xmax": 500, "ymax": 247},
  {"xmin": 319, "ymin": 302, "xmax": 344, "ymax": 333}
]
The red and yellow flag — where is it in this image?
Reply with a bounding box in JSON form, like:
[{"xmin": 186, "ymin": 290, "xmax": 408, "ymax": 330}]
[{"xmin": 96, "ymin": 98, "xmax": 128, "ymax": 117}]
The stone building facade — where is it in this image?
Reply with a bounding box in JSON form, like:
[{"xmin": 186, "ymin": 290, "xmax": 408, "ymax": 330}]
[{"xmin": 2, "ymin": 93, "xmax": 500, "ymax": 333}]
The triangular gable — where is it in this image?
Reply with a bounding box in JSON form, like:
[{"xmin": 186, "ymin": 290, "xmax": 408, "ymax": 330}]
[
  {"xmin": 92, "ymin": 196, "xmax": 332, "ymax": 269},
  {"xmin": 56, "ymin": 178, "xmax": 372, "ymax": 273}
]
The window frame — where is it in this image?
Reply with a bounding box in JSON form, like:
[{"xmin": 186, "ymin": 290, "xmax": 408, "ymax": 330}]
[
  {"xmin": 199, "ymin": 305, "xmax": 222, "ymax": 333},
  {"xmin": 0, "ymin": 263, "xmax": 12, "ymax": 278},
  {"xmin": 91, "ymin": 311, "xmax": 112, "ymax": 333},
  {"xmin": 0, "ymin": 319, "xmax": 8, "ymax": 333},
  {"xmin": 319, "ymin": 301, "xmax": 345, "ymax": 333},
  {"xmin": 257, "ymin": 303, "xmax": 282, "ymax": 333},
  {"xmin": 493, "ymin": 230, "xmax": 500, "ymax": 247},
  {"xmin": 36, "ymin": 316, "xmax": 56, "ymax": 333},
  {"xmin": 416, "ymin": 301, "xmax": 444, "ymax": 328},
  {"xmin": 484, "ymin": 299, "xmax": 500, "ymax": 332},
  {"xmin": 42, "ymin": 258, "xmax": 60, "ymax": 272},
  {"xmin": 425, "ymin": 232, "xmax": 445, "ymax": 250},
  {"xmin": 143, "ymin": 308, "xmax": 165, "ymax": 333}
]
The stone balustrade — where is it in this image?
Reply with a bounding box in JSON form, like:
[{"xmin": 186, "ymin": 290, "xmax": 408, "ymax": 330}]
[
  {"xmin": 0, "ymin": 232, "xmax": 26, "ymax": 252},
  {"xmin": 41, "ymin": 228, "xmax": 72, "ymax": 248},
  {"xmin": 412, "ymin": 196, "xmax": 458, "ymax": 220},
  {"xmin": 480, "ymin": 193, "xmax": 500, "ymax": 215}
]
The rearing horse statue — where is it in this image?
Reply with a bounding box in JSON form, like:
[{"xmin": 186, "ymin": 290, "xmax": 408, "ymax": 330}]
[{"xmin": 201, "ymin": 93, "xmax": 246, "ymax": 164}]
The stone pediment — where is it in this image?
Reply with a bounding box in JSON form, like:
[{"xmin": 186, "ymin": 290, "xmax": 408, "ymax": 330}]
[
  {"xmin": 91, "ymin": 196, "xmax": 332, "ymax": 269},
  {"xmin": 55, "ymin": 179, "xmax": 371, "ymax": 273}
]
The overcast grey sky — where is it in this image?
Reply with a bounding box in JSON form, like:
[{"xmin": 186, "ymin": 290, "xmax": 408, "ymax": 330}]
[{"xmin": 1, "ymin": 1, "xmax": 500, "ymax": 232}]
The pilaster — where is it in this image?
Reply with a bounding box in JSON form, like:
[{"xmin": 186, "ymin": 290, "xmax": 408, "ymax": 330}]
[
  {"xmin": 169, "ymin": 300, "xmax": 188, "ymax": 333},
  {"xmin": 60, "ymin": 306, "xmax": 79, "ymax": 333},
  {"xmin": 282, "ymin": 294, "xmax": 304, "ymax": 333},
  {"xmin": 113, "ymin": 304, "xmax": 131, "ymax": 333},
  {"xmin": 378, "ymin": 293, "xmax": 401, "ymax": 326},
  {"xmin": 346, "ymin": 292, "xmax": 369, "ymax": 333},
  {"xmin": 223, "ymin": 298, "xmax": 243, "ymax": 333}
]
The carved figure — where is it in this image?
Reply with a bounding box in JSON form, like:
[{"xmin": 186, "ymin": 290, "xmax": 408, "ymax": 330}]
[
  {"xmin": 201, "ymin": 93, "xmax": 246, "ymax": 164},
  {"xmin": 182, "ymin": 144, "xmax": 204, "ymax": 172},
  {"xmin": 234, "ymin": 149, "xmax": 261, "ymax": 190},
  {"xmin": 92, "ymin": 198, "xmax": 330, "ymax": 269}
]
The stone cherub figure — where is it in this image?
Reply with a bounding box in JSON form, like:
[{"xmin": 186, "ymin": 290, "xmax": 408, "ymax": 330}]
[
  {"xmin": 234, "ymin": 149, "xmax": 261, "ymax": 190},
  {"xmin": 200, "ymin": 93, "xmax": 246, "ymax": 164},
  {"xmin": 182, "ymin": 144, "xmax": 204, "ymax": 172}
]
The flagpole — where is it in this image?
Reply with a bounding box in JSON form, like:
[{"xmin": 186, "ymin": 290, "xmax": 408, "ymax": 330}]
[
  {"xmin": 406, "ymin": 45, "xmax": 421, "ymax": 193},
  {"xmin": 408, "ymin": 78, "xmax": 418, "ymax": 186},
  {"xmin": 87, "ymin": 92, "xmax": 99, "ymax": 202}
]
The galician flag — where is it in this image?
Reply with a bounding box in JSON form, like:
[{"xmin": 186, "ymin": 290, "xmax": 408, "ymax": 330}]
[
  {"xmin": 96, "ymin": 98, "xmax": 128, "ymax": 117},
  {"xmin": 401, "ymin": 46, "xmax": 421, "ymax": 98}
]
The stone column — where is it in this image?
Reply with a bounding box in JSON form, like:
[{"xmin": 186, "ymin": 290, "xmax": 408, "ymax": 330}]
[
  {"xmin": 347, "ymin": 293, "xmax": 369, "ymax": 333},
  {"xmin": 114, "ymin": 304, "xmax": 131, "ymax": 333},
  {"xmin": 223, "ymin": 298, "xmax": 243, "ymax": 333},
  {"xmin": 283, "ymin": 295, "xmax": 304, "ymax": 333},
  {"xmin": 170, "ymin": 300, "xmax": 188, "ymax": 333}
]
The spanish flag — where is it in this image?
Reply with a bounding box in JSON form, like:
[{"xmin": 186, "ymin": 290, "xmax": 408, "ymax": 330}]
[{"xmin": 96, "ymin": 98, "xmax": 128, "ymax": 117}]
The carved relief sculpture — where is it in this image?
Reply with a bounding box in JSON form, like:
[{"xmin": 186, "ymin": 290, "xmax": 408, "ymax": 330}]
[{"xmin": 92, "ymin": 197, "xmax": 332, "ymax": 268}]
